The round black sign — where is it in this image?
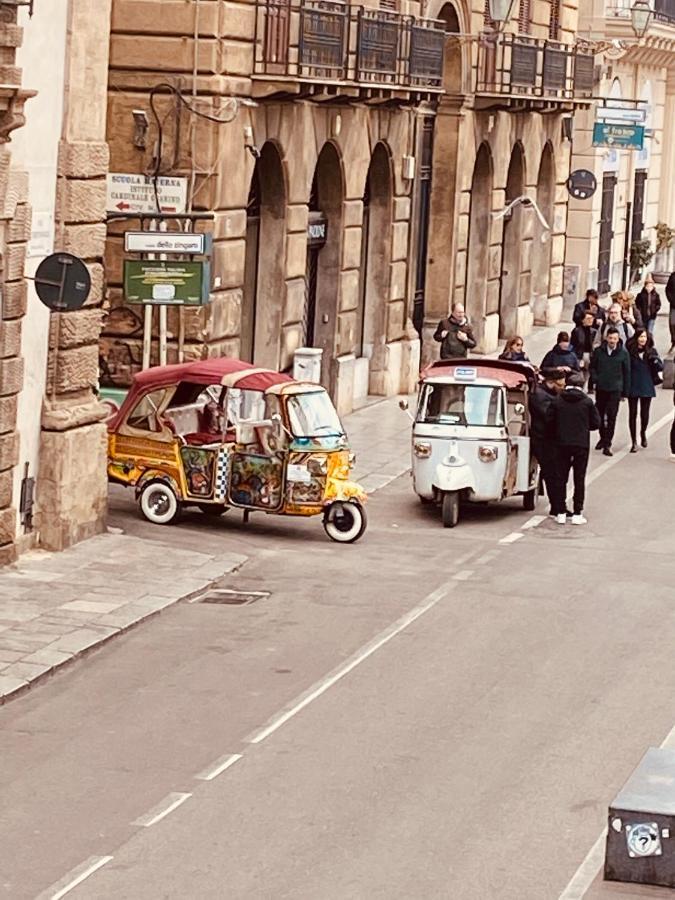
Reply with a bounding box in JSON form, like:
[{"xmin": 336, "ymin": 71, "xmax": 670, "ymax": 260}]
[
  {"xmin": 34, "ymin": 252, "xmax": 91, "ymax": 311},
  {"xmin": 567, "ymin": 169, "xmax": 597, "ymax": 200}
]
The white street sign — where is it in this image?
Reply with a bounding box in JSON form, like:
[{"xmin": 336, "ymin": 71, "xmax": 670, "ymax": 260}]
[
  {"xmin": 106, "ymin": 173, "xmax": 188, "ymax": 215},
  {"xmin": 595, "ymin": 107, "xmax": 646, "ymax": 124},
  {"xmin": 124, "ymin": 231, "xmax": 205, "ymax": 254}
]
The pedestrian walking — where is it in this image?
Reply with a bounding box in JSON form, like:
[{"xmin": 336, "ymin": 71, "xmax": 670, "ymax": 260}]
[
  {"xmin": 541, "ymin": 332, "xmax": 581, "ymax": 372},
  {"xmin": 667, "ymin": 270, "xmax": 675, "ymax": 351},
  {"xmin": 595, "ymin": 303, "xmax": 634, "ymax": 347},
  {"xmin": 549, "ymin": 371, "xmax": 600, "ymax": 526},
  {"xmin": 498, "ymin": 335, "xmax": 530, "ymax": 361},
  {"xmin": 590, "ymin": 326, "xmax": 631, "ymax": 457},
  {"xmin": 626, "ymin": 329, "xmax": 663, "ymax": 453},
  {"xmin": 635, "ymin": 275, "xmax": 661, "ymax": 336},
  {"xmin": 570, "ymin": 311, "xmax": 597, "ymax": 389},
  {"xmin": 529, "ymin": 367, "xmax": 566, "ymax": 515},
  {"xmin": 433, "ymin": 303, "xmax": 477, "ymax": 359},
  {"xmin": 612, "ymin": 290, "xmax": 643, "ymax": 329},
  {"xmin": 573, "ymin": 289, "xmax": 606, "ymax": 328}
]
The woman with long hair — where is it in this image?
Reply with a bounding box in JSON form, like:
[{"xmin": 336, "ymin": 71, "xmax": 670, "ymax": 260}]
[
  {"xmin": 626, "ymin": 329, "xmax": 663, "ymax": 453},
  {"xmin": 498, "ymin": 335, "xmax": 529, "ymax": 362}
]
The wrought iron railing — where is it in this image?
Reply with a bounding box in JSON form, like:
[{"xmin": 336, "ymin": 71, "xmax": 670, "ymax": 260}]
[
  {"xmin": 476, "ymin": 33, "xmax": 594, "ymax": 101},
  {"xmin": 254, "ymin": 0, "xmax": 445, "ymax": 90},
  {"xmin": 654, "ymin": 0, "xmax": 675, "ymax": 23}
]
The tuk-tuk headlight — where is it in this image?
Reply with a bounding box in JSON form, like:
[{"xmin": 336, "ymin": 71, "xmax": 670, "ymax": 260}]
[
  {"xmin": 478, "ymin": 445, "xmax": 498, "ymax": 462},
  {"xmin": 414, "ymin": 440, "xmax": 432, "ymax": 459}
]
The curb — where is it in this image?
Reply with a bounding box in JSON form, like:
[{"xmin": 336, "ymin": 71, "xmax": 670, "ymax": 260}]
[{"xmin": 0, "ymin": 555, "xmax": 247, "ymax": 708}]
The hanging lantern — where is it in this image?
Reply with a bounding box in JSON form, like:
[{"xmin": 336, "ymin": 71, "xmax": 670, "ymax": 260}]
[
  {"xmin": 488, "ymin": 0, "xmax": 517, "ymax": 24},
  {"xmin": 630, "ymin": 0, "xmax": 653, "ymax": 38}
]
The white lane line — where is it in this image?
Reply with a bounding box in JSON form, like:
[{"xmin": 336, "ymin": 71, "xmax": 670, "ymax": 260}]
[
  {"xmin": 499, "ymin": 531, "xmax": 523, "ymax": 544},
  {"xmin": 247, "ymin": 581, "xmax": 456, "ymax": 745},
  {"xmin": 38, "ymin": 855, "xmax": 113, "ymax": 900},
  {"xmin": 453, "ymin": 570, "xmax": 474, "ymax": 581},
  {"xmin": 133, "ymin": 792, "xmax": 192, "ymax": 827},
  {"xmin": 522, "ymin": 515, "xmax": 546, "ymax": 530},
  {"xmin": 558, "ymin": 830, "xmax": 607, "ymax": 900},
  {"xmin": 473, "ymin": 549, "xmax": 501, "ymax": 566},
  {"xmin": 195, "ymin": 753, "xmax": 242, "ymax": 781}
]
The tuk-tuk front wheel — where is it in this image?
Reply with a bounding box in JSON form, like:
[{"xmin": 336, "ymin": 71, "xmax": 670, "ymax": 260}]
[
  {"xmin": 441, "ymin": 491, "xmax": 459, "ymax": 528},
  {"xmin": 139, "ymin": 480, "xmax": 181, "ymax": 526},
  {"xmin": 323, "ymin": 501, "xmax": 367, "ymax": 544}
]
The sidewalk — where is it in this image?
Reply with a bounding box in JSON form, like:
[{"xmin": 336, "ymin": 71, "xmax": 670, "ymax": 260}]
[{"xmin": 0, "ymin": 316, "xmax": 569, "ymax": 706}]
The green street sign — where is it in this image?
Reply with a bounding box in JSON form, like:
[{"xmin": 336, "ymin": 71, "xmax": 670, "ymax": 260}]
[
  {"xmin": 592, "ymin": 122, "xmax": 645, "ymax": 149},
  {"xmin": 124, "ymin": 260, "xmax": 208, "ymax": 305}
]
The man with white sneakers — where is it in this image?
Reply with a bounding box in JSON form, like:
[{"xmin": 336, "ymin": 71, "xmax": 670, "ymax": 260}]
[{"xmin": 549, "ymin": 371, "xmax": 601, "ymax": 526}]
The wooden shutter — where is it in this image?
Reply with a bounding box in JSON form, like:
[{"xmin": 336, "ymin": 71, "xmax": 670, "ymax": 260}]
[
  {"xmin": 518, "ymin": 0, "xmax": 531, "ymax": 33},
  {"xmin": 549, "ymin": 0, "xmax": 561, "ymax": 39}
]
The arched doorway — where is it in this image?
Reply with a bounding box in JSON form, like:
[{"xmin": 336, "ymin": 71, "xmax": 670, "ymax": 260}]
[
  {"xmin": 532, "ymin": 142, "xmax": 555, "ymax": 314},
  {"xmin": 465, "ymin": 142, "xmax": 492, "ymax": 346},
  {"xmin": 499, "ymin": 142, "xmax": 526, "ymax": 339},
  {"xmin": 358, "ymin": 142, "xmax": 392, "ymax": 390},
  {"xmin": 242, "ymin": 141, "xmax": 286, "ymax": 368},
  {"xmin": 438, "ymin": 3, "xmax": 462, "ymax": 95},
  {"xmin": 305, "ymin": 142, "xmax": 344, "ymax": 388}
]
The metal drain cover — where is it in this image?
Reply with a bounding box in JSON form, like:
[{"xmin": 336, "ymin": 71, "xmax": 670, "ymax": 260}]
[{"xmin": 197, "ymin": 589, "xmax": 269, "ymax": 606}]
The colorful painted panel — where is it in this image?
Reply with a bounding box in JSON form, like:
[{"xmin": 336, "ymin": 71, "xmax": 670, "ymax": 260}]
[
  {"xmin": 228, "ymin": 453, "xmax": 283, "ymax": 510},
  {"xmin": 285, "ymin": 452, "xmax": 326, "ymax": 506},
  {"xmin": 181, "ymin": 447, "xmax": 216, "ymax": 498}
]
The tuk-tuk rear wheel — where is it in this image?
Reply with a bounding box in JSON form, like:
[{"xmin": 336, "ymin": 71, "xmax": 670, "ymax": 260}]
[
  {"xmin": 323, "ymin": 501, "xmax": 367, "ymax": 544},
  {"xmin": 139, "ymin": 480, "xmax": 181, "ymax": 526},
  {"xmin": 441, "ymin": 491, "xmax": 459, "ymax": 528}
]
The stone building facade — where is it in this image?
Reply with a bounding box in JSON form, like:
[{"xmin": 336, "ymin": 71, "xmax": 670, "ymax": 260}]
[
  {"xmin": 102, "ymin": 0, "xmax": 446, "ymax": 413},
  {"xmin": 567, "ymin": 1, "xmax": 675, "ymax": 297},
  {"xmin": 0, "ymin": 1, "xmax": 110, "ymax": 564},
  {"xmin": 422, "ymin": 0, "xmax": 594, "ymax": 356}
]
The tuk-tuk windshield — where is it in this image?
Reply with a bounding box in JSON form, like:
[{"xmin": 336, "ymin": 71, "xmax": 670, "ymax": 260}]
[
  {"xmin": 418, "ymin": 383, "xmax": 505, "ymax": 427},
  {"xmin": 287, "ymin": 391, "xmax": 345, "ymax": 438}
]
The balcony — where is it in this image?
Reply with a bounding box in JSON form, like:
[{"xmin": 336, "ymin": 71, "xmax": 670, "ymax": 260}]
[
  {"xmin": 475, "ymin": 33, "xmax": 594, "ymax": 111},
  {"xmin": 654, "ymin": 0, "xmax": 675, "ymax": 23},
  {"xmin": 253, "ymin": 0, "xmax": 445, "ymax": 101}
]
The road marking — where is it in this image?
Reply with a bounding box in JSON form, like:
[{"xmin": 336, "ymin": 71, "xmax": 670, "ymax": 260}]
[
  {"xmin": 499, "ymin": 531, "xmax": 523, "ymax": 544},
  {"xmin": 38, "ymin": 855, "xmax": 113, "ymax": 900},
  {"xmin": 195, "ymin": 753, "xmax": 242, "ymax": 781},
  {"xmin": 473, "ymin": 549, "xmax": 501, "ymax": 566},
  {"xmin": 558, "ymin": 830, "xmax": 607, "ymax": 900},
  {"xmin": 133, "ymin": 792, "xmax": 192, "ymax": 827},
  {"xmin": 247, "ymin": 581, "xmax": 456, "ymax": 745},
  {"xmin": 522, "ymin": 515, "xmax": 546, "ymax": 530},
  {"xmin": 453, "ymin": 569, "xmax": 474, "ymax": 581}
]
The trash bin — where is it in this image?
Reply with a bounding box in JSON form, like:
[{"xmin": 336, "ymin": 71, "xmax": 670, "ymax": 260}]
[
  {"xmin": 605, "ymin": 747, "xmax": 675, "ymax": 889},
  {"xmin": 293, "ymin": 347, "xmax": 323, "ymax": 384}
]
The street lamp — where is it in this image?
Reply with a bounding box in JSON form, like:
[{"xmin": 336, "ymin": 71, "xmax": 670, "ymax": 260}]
[
  {"xmin": 630, "ymin": 0, "xmax": 653, "ymax": 37},
  {"xmin": 488, "ymin": 0, "xmax": 518, "ymax": 29}
]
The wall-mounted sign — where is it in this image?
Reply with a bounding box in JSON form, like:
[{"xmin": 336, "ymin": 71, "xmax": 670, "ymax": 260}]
[
  {"xmin": 124, "ymin": 231, "xmax": 206, "ymax": 255},
  {"xmin": 307, "ymin": 212, "xmax": 327, "ymax": 247},
  {"xmin": 34, "ymin": 252, "xmax": 91, "ymax": 311},
  {"xmin": 595, "ymin": 107, "xmax": 646, "ymax": 124},
  {"xmin": 107, "ymin": 173, "xmax": 188, "ymax": 215},
  {"xmin": 124, "ymin": 260, "xmax": 208, "ymax": 306},
  {"xmin": 592, "ymin": 122, "xmax": 645, "ymax": 149},
  {"xmin": 567, "ymin": 169, "xmax": 597, "ymax": 200}
]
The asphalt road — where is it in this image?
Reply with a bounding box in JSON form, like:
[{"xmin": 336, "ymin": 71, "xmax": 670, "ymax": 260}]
[{"xmin": 1, "ymin": 388, "xmax": 674, "ymax": 900}]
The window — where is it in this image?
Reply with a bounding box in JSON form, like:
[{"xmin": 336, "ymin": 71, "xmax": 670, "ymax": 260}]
[
  {"xmin": 287, "ymin": 391, "xmax": 345, "ymax": 438},
  {"xmin": 549, "ymin": 0, "xmax": 561, "ymax": 39},
  {"xmin": 518, "ymin": 0, "xmax": 531, "ymax": 33},
  {"xmin": 127, "ymin": 389, "xmax": 167, "ymax": 432},
  {"xmin": 418, "ymin": 384, "xmax": 505, "ymax": 427}
]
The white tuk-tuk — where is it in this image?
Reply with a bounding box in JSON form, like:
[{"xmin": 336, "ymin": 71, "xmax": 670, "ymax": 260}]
[{"xmin": 400, "ymin": 359, "xmax": 540, "ymax": 527}]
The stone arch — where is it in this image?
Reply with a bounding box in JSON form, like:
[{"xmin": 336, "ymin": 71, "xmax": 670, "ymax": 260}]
[
  {"xmin": 242, "ymin": 140, "xmax": 287, "ymax": 368},
  {"xmin": 532, "ymin": 141, "xmax": 556, "ymax": 310},
  {"xmin": 438, "ymin": 2, "xmax": 463, "ymax": 95},
  {"xmin": 465, "ymin": 142, "xmax": 493, "ymax": 346},
  {"xmin": 306, "ymin": 141, "xmax": 344, "ymax": 388},
  {"xmin": 498, "ymin": 141, "xmax": 526, "ymax": 339},
  {"xmin": 358, "ymin": 141, "xmax": 393, "ymax": 390}
]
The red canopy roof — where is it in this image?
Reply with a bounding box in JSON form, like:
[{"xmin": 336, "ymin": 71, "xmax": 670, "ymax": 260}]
[
  {"xmin": 109, "ymin": 358, "xmax": 293, "ymax": 432},
  {"xmin": 420, "ymin": 358, "xmax": 536, "ymax": 390}
]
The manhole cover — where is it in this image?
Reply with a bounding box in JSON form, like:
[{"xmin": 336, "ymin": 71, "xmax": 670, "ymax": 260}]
[{"xmin": 197, "ymin": 589, "xmax": 269, "ymax": 606}]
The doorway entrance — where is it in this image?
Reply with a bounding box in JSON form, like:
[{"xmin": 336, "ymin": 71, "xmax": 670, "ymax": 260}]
[{"xmin": 598, "ymin": 173, "xmax": 617, "ymax": 294}]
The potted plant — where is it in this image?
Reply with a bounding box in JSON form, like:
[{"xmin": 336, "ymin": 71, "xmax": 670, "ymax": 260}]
[
  {"xmin": 629, "ymin": 238, "xmax": 654, "ymax": 284},
  {"xmin": 652, "ymin": 222, "xmax": 675, "ymax": 284}
]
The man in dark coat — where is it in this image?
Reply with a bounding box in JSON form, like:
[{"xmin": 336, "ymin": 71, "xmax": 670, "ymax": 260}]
[
  {"xmin": 541, "ymin": 332, "xmax": 581, "ymax": 373},
  {"xmin": 635, "ymin": 275, "xmax": 661, "ymax": 336},
  {"xmin": 434, "ymin": 303, "xmax": 477, "ymax": 359},
  {"xmin": 590, "ymin": 327, "xmax": 631, "ymax": 456},
  {"xmin": 573, "ymin": 289, "xmax": 606, "ymax": 328},
  {"xmin": 667, "ymin": 271, "xmax": 675, "ymax": 351},
  {"xmin": 529, "ymin": 368, "xmax": 566, "ymax": 515},
  {"xmin": 549, "ymin": 371, "xmax": 601, "ymax": 526}
]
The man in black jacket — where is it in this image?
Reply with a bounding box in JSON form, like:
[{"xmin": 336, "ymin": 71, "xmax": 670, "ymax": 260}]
[
  {"xmin": 529, "ymin": 368, "xmax": 566, "ymax": 514},
  {"xmin": 549, "ymin": 371, "xmax": 601, "ymax": 525},
  {"xmin": 590, "ymin": 327, "xmax": 631, "ymax": 456},
  {"xmin": 573, "ymin": 289, "xmax": 605, "ymax": 328},
  {"xmin": 433, "ymin": 303, "xmax": 477, "ymax": 359}
]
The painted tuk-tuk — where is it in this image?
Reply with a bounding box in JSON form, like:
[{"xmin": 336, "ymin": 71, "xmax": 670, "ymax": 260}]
[
  {"xmin": 400, "ymin": 359, "xmax": 540, "ymax": 527},
  {"xmin": 107, "ymin": 358, "xmax": 367, "ymax": 543}
]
